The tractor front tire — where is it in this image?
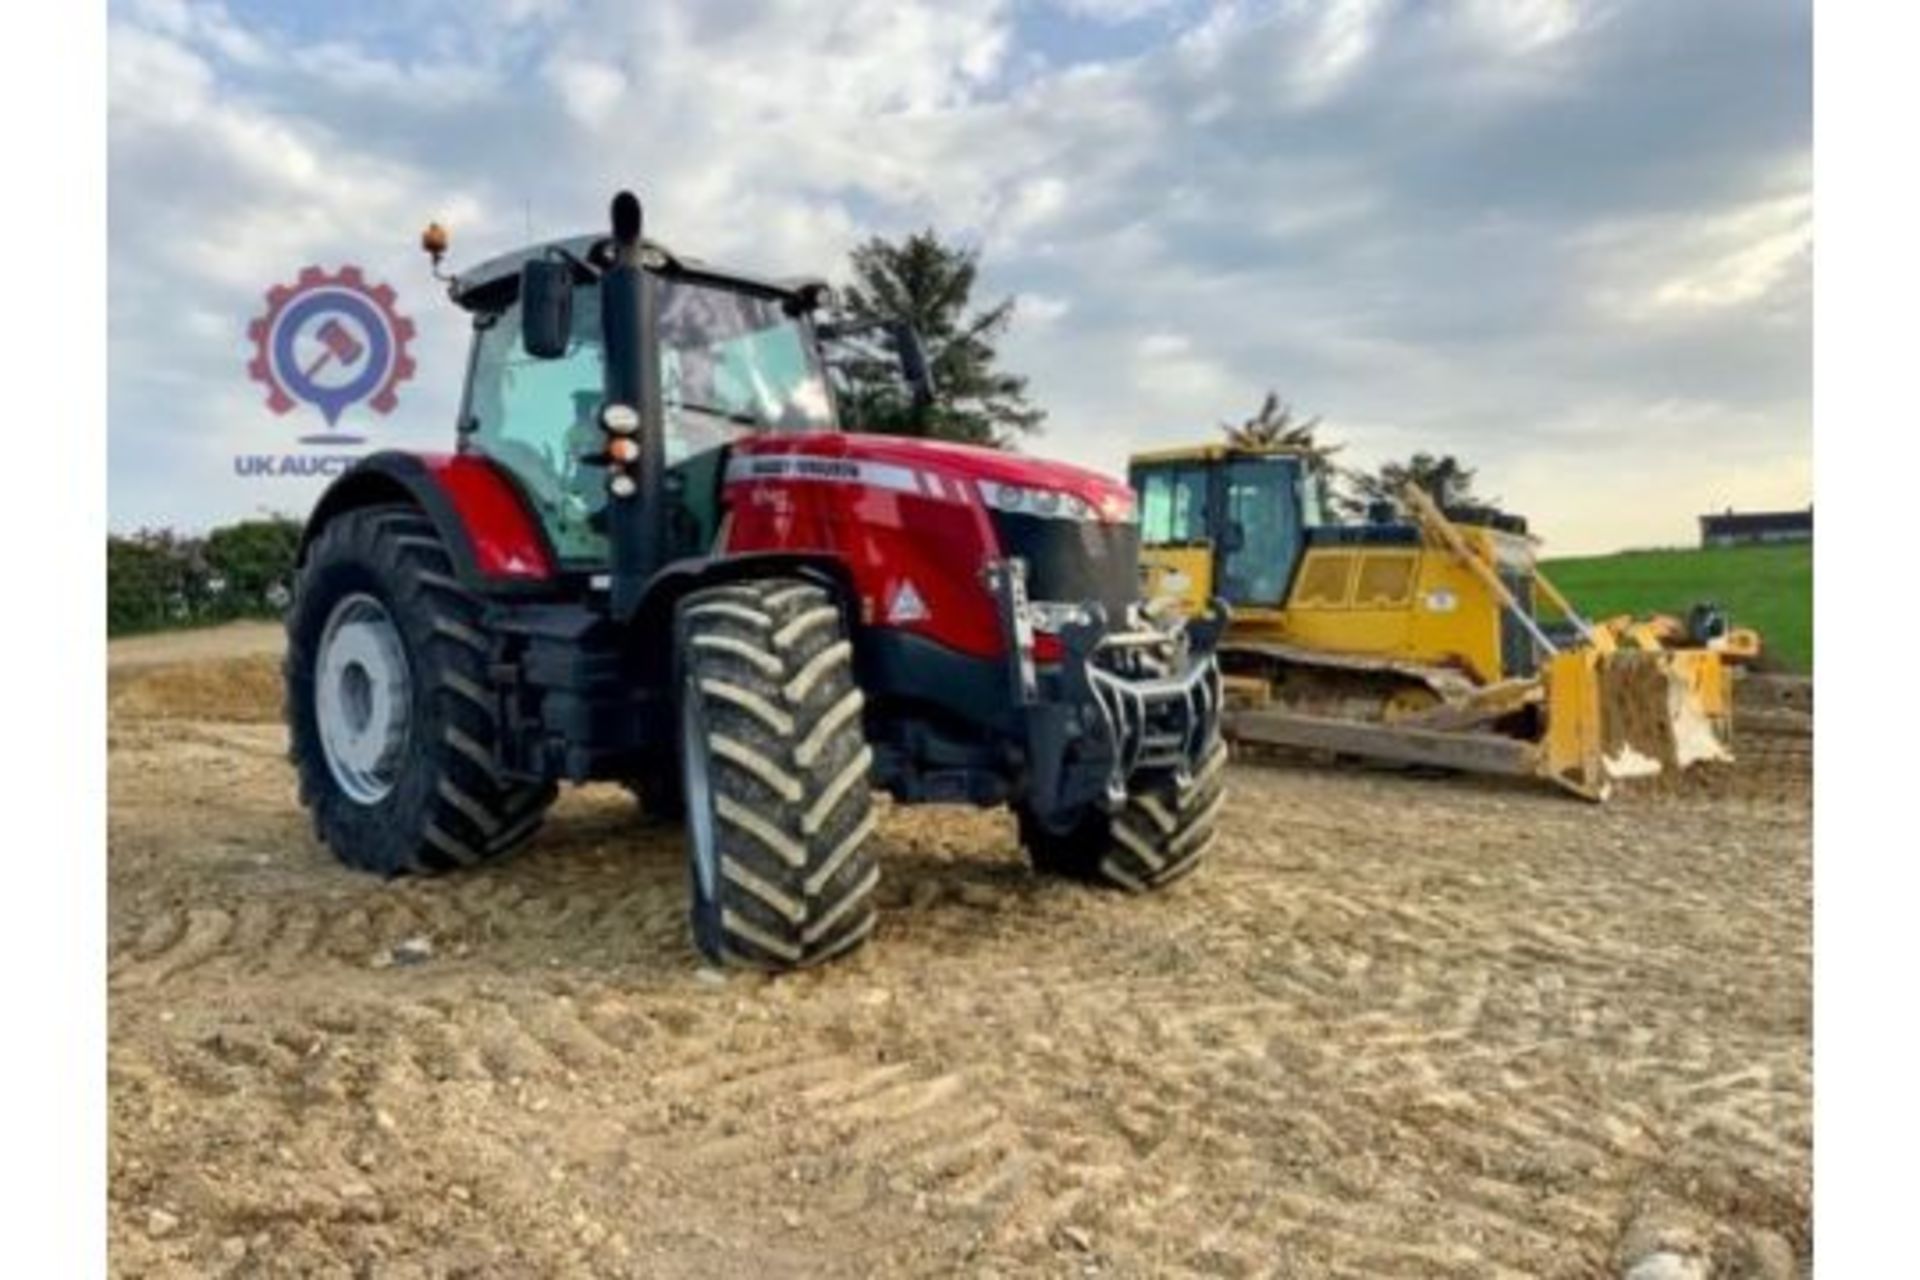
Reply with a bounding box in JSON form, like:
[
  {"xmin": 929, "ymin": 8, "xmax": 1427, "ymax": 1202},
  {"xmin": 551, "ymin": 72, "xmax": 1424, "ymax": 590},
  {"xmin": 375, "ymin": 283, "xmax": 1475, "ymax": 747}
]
[
  {"xmin": 1018, "ymin": 738, "xmax": 1228, "ymax": 891},
  {"xmin": 675, "ymin": 579, "xmax": 880, "ymax": 971},
  {"xmin": 285, "ymin": 504, "xmax": 555, "ymax": 876}
]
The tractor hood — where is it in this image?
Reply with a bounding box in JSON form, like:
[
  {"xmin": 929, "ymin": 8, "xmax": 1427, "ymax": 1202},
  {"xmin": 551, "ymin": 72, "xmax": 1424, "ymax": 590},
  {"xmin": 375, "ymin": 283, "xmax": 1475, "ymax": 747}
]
[{"xmin": 729, "ymin": 432, "xmax": 1137, "ymax": 523}]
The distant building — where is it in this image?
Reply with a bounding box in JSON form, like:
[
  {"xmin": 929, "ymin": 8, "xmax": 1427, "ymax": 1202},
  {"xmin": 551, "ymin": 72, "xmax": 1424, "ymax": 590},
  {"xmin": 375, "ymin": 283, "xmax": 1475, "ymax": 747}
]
[{"xmin": 1699, "ymin": 506, "xmax": 1812, "ymax": 548}]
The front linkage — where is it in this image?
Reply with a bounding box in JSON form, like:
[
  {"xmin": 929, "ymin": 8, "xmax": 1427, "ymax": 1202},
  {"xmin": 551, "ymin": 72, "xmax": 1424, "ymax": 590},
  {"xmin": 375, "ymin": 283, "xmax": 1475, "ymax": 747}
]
[{"xmin": 989, "ymin": 558, "xmax": 1232, "ymax": 891}]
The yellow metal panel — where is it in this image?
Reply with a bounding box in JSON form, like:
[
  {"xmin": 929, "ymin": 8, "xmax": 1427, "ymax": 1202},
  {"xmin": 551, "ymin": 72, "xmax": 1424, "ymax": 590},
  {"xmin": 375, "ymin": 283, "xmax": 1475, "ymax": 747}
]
[
  {"xmin": 1219, "ymin": 605, "xmax": 1290, "ymax": 646},
  {"xmin": 1274, "ymin": 607, "xmax": 1414, "ymax": 657},
  {"xmin": 1400, "ymin": 549, "xmax": 1504, "ymax": 684},
  {"xmin": 1292, "ymin": 551, "xmax": 1356, "ymax": 608},
  {"xmin": 1129, "ymin": 443, "xmax": 1228, "ymax": 467},
  {"xmin": 1666, "ymin": 649, "xmax": 1733, "ymax": 721},
  {"xmin": 1248, "ymin": 541, "xmax": 1508, "ymax": 682},
  {"xmin": 1139, "ymin": 545, "xmax": 1214, "ymax": 616},
  {"xmin": 1353, "ymin": 553, "xmax": 1417, "ymax": 607},
  {"xmin": 1541, "ymin": 649, "xmax": 1606, "ymax": 798}
]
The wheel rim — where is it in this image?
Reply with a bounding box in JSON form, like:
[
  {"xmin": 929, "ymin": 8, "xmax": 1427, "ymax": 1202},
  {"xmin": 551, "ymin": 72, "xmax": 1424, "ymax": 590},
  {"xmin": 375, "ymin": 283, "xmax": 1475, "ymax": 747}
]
[
  {"xmin": 681, "ymin": 674, "xmax": 719, "ymax": 900},
  {"xmin": 315, "ymin": 593, "xmax": 413, "ymax": 805}
]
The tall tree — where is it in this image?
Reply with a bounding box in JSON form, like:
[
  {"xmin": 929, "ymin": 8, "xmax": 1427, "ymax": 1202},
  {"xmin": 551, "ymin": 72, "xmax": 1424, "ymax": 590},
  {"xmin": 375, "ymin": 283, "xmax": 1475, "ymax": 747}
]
[
  {"xmin": 1221, "ymin": 391, "xmax": 1341, "ymax": 469},
  {"xmin": 1342, "ymin": 452, "xmax": 1493, "ymax": 518},
  {"xmin": 835, "ymin": 230, "xmax": 1044, "ymax": 447}
]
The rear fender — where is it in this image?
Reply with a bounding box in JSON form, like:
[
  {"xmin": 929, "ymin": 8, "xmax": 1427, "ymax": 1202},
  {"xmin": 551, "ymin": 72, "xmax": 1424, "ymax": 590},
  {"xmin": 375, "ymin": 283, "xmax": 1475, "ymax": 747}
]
[{"xmin": 299, "ymin": 451, "xmax": 558, "ymax": 594}]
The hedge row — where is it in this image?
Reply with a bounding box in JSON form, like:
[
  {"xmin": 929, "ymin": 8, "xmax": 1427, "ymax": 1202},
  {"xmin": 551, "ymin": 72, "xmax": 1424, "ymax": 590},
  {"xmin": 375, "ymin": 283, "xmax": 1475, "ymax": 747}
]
[{"xmin": 108, "ymin": 517, "xmax": 303, "ymax": 636}]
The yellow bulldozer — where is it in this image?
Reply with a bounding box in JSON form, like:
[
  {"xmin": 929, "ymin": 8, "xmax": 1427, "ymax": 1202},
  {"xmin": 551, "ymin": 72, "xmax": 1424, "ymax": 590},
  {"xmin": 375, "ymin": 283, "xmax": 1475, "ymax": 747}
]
[{"xmin": 1128, "ymin": 441, "xmax": 1755, "ymax": 799}]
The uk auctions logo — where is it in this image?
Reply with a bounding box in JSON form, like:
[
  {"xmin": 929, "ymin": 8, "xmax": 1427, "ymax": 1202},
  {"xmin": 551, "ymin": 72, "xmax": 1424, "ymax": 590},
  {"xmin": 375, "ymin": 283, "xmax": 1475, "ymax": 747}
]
[{"xmin": 237, "ymin": 265, "xmax": 416, "ymax": 477}]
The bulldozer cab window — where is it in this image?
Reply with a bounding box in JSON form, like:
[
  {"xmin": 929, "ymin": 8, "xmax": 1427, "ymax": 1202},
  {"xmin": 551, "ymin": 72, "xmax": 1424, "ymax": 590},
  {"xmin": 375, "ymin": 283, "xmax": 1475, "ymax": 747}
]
[
  {"xmin": 1219, "ymin": 457, "xmax": 1303, "ymax": 607},
  {"xmin": 466, "ymin": 286, "xmax": 610, "ymax": 564},
  {"xmin": 1138, "ymin": 465, "xmax": 1212, "ymax": 546}
]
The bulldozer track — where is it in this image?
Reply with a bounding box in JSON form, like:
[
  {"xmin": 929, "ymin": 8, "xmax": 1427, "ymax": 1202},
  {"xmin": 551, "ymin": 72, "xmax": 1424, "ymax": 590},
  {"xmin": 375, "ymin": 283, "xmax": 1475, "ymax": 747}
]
[{"xmin": 110, "ymin": 640, "xmax": 1808, "ymax": 1276}]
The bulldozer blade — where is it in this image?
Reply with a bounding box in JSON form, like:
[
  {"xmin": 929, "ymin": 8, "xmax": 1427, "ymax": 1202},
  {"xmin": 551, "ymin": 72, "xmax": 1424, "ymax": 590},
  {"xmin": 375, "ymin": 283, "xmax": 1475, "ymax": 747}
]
[
  {"xmin": 1228, "ymin": 648, "xmax": 1735, "ymax": 802},
  {"xmin": 1540, "ymin": 649, "xmax": 1733, "ymax": 799},
  {"xmin": 1227, "ymin": 708, "xmax": 1542, "ymax": 779}
]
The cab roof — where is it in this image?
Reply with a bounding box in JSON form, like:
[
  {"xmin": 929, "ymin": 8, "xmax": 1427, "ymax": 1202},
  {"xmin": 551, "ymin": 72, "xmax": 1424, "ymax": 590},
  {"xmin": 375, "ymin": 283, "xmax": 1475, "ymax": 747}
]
[
  {"xmin": 450, "ymin": 232, "xmax": 828, "ymax": 313},
  {"xmin": 1127, "ymin": 442, "xmax": 1318, "ymax": 467}
]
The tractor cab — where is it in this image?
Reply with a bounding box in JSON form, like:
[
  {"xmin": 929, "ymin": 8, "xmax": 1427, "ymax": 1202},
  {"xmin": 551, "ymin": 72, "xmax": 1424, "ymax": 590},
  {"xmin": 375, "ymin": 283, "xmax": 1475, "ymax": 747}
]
[
  {"xmin": 448, "ymin": 233, "xmax": 854, "ymax": 570},
  {"xmin": 1129, "ymin": 444, "xmax": 1328, "ymax": 615}
]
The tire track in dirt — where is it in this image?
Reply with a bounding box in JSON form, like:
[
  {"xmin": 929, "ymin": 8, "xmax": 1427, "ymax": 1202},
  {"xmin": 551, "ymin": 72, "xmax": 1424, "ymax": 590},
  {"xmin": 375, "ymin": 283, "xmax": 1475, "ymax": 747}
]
[
  {"xmin": 108, "ymin": 634, "xmax": 1811, "ymax": 1277},
  {"xmin": 109, "ymin": 758, "xmax": 696, "ymax": 997}
]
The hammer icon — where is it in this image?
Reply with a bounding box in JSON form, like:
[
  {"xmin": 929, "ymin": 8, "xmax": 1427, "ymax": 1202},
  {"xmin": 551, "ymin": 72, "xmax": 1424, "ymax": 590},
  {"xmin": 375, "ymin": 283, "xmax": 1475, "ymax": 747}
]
[{"xmin": 302, "ymin": 318, "xmax": 366, "ymax": 380}]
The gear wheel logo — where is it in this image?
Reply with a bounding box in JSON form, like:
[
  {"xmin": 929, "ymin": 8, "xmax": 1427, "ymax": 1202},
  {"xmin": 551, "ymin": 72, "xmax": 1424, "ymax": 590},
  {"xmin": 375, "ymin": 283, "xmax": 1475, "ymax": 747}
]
[{"xmin": 247, "ymin": 265, "xmax": 416, "ymax": 445}]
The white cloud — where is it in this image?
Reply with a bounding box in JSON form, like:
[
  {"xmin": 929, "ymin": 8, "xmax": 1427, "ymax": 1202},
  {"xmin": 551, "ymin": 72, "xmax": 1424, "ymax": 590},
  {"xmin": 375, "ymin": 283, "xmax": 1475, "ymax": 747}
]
[
  {"xmin": 1649, "ymin": 194, "xmax": 1812, "ymax": 314},
  {"xmin": 1461, "ymin": 0, "xmax": 1592, "ymax": 54},
  {"xmin": 1048, "ymin": 0, "xmax": 1184, "ymax": 23},
  {"xmin": 1288, "ymin": 0, "xmax": 1390, "ymax": 105},
  {"xmin": 1131, "ymin": 332, "xmax": 1232, "ymax": 403},
  {"xmin": 1579, "ymin": 186, "xmax": 1811, "ymax": 323},
  {"xmin": 1500, "ymin": 399, "xmax": 1811, "ymax": 553},
  {"xmin": 544, "ymin": 56, "xmax": 627, "ymax": 127},
  {"xmin": 995, "ymin": 175, "xmax": 1071, "ymax": 237},
  {"xmin": 1018, "ymin": 292, "xmax": 1072, "ymax": 328},
  {"xmin": 108, "ymin": 0, "xmax": 1810, "ymax": 555}
]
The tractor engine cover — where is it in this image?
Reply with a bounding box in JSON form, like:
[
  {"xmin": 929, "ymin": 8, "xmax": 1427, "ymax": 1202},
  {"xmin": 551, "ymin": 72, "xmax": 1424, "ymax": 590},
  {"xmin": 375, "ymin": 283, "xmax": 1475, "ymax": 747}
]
[{"xmin": 719, "ymin": 433, "xmax": 1140, "ymax": 661}]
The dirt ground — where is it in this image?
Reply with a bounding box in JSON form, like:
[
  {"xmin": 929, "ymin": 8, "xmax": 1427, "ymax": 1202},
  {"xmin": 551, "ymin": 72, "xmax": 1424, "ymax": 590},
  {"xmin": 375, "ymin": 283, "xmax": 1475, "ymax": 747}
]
[{"xmin": 107, "ymin": 628, "xmax": 1811, "ymax": 1278}]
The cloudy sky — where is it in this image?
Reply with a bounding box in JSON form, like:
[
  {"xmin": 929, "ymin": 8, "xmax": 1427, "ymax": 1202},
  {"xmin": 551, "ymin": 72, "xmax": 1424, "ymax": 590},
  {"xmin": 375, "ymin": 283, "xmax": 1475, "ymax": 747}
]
[{"xmin": 108, "ymin": 0, "xmax": 1810, "ymax": 554}]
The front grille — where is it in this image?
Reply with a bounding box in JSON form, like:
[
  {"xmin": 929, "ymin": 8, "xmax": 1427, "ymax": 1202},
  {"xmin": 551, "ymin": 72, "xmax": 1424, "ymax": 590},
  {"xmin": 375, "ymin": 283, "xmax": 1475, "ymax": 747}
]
[
  {"xmin": 1498, "ymin": 569, "xmax": 1539, "ymax": 678},
  {"xmin": 988, "ymin": 512, "xmax": 1140, "ymax": 619}
]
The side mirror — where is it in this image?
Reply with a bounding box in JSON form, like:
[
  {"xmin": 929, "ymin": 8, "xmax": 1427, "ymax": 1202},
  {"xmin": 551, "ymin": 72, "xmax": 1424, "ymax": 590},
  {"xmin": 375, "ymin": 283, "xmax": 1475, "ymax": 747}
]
[
  {"xmin": 519, "ymin": 258, "xmax": 573, "ymax": 359},
  {"xmin": 785, "ymin": 281, "xmax": 832, "ymax": 317},
  {"xmin": 888, "ymin": 322, "xmax": 934, "ymax": 411}
]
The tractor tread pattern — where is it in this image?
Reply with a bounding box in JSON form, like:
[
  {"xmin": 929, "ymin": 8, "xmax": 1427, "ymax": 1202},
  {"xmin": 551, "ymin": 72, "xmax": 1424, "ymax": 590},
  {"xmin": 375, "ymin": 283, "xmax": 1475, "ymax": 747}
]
[
  {"xmin": 285, "ymin": 504, "xmax": 555, "ymax": 876},
  {"xmin": 1020, "ymin": 738, "xmax": 1229, "ymax": 892},
  {"xmin": 678, "ymin": 579, "xmax": 878, "ymax": 971}
]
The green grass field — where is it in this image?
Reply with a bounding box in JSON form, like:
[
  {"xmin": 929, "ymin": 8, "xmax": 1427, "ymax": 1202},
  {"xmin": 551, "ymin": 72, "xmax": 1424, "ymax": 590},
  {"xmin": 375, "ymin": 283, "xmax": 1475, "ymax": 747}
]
[{"xmin": 1539, "ymin": 543, "xmax": 1812, "ymax": 673}]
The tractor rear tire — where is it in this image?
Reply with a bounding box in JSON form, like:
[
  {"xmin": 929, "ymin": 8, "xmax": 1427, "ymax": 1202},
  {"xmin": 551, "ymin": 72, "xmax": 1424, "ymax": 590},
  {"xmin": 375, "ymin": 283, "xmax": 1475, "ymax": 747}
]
[
  {"xmin": 285, "ymin": 504, "xmax": 555, "ymax": 876},
  {"xmin": 674, "ymin": 579, "xmax": 880, "ymax": 971},
  {"xmin": 1018, "ymin": 738, "xmax": 1229, "ymax": 891}
]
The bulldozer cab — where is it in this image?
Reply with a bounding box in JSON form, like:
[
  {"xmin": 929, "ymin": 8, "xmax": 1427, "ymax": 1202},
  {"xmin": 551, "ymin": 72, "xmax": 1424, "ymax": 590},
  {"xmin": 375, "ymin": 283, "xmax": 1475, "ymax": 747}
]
[
  {"xmin": 457, "ymin": 246, "xmax": 838, "ymax": 567},
  {"xmin": 1129, "ymin": 446, "xmax": 1324, "ymax": 612}
]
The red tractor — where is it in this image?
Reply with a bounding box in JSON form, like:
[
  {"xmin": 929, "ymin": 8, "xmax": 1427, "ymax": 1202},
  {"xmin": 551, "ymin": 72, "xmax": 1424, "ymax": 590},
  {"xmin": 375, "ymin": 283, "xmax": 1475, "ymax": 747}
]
[{"xmin": 286, "ymin": 192, "xmax": 1228, "ymax": 970}]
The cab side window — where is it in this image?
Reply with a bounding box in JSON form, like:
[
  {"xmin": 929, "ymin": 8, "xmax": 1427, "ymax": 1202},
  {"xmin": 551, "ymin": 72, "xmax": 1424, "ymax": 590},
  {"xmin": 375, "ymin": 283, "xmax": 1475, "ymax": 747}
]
[{"xmin": 465, "ymin": 284, "xmax": 608, "ymax": 563}]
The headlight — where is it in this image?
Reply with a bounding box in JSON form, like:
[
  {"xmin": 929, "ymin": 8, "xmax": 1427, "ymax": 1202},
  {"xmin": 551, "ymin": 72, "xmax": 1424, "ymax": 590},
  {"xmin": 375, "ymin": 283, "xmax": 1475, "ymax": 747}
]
[
  {"xmin": 600, "ymin": 403, "xmax": 641, "ymax": 435},
  {"xmin": 978, "ymin": 481, "xmax": 1116, "ymax": 523},
  {"xmin": 1026, "ymin": 601, "xmax": 1093, "ymax": 632}
]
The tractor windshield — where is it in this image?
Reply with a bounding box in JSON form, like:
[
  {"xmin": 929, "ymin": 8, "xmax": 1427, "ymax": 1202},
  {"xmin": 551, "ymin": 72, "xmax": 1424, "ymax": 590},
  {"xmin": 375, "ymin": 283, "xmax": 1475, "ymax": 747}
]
[{"xmin": 658, "ymin": 278, "xmax": 835, "ymax": 460}]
